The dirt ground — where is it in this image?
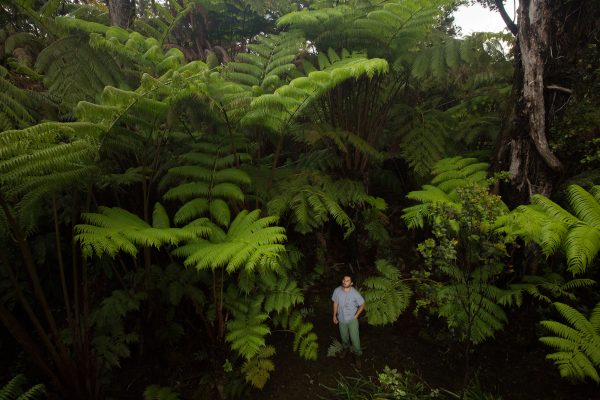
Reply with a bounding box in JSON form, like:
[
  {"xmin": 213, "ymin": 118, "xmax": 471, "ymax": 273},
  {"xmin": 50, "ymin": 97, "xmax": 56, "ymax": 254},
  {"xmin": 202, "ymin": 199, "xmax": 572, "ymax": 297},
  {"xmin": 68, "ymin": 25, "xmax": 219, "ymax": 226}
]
[{"xmin": 250, "ymin": 288, "xmax": 598, "ymax": 400}]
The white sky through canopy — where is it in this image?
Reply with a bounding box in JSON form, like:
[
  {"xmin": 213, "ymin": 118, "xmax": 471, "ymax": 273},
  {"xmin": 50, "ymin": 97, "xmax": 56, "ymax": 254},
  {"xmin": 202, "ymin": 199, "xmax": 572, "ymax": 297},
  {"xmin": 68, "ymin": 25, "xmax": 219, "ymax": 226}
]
[{"xmin": 453, "ymin": 1, "xmax": 518, "ymax": 36}]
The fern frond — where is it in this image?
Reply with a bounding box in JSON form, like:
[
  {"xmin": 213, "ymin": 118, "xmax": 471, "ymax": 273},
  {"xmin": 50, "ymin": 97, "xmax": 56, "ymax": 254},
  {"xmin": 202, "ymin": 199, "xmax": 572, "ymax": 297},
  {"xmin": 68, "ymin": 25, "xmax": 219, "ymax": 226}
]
[
  {"xmin": 175, "ymin": 210, "xmax": 286, "ymax": 273},
  {"xmin": 403, "ymin": 157, "xmax": 491, "ymax": 229},
  {"xmin": 226, "ymin": 297, "xmax": 270, "ymax": 360},
  {"xmin": 363, "ymin": 260, "xmax": 411, "ymax": 325},
  {"xmin": 227, "ymin": 31, "xmax": 305, "ymax": 92},
  {"xmin": 262, "ymin": 275, "xmax": 304, "ymax": 313},
  {"xmin": 75, "ymin": 205, "xmax": 207, "ymax": 258},
  {"xmin": 540, "ymin": 302, "xmax": 600, "ymax": 382},
  {"xmin": 243, "ymin": 54, "xmax": 388, "ymax": 134},
  {"xmin": 0, "ymin": 374, "xmax": 45, "ymax": 400},
  {"xmin": 241, "ymin": 345, "xmax": 276, "ymax": 389},
  {"xmin": 143, "ymin": 385, "xmax": 180, "ymax": 400}
]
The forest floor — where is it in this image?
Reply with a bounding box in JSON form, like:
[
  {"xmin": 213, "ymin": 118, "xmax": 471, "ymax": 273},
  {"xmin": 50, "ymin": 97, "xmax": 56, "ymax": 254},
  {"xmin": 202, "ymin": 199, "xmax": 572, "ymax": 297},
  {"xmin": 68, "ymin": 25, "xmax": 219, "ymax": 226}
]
[{"xmin": 250, "ymin": 284, "xmax": 598, "ymax": 400}]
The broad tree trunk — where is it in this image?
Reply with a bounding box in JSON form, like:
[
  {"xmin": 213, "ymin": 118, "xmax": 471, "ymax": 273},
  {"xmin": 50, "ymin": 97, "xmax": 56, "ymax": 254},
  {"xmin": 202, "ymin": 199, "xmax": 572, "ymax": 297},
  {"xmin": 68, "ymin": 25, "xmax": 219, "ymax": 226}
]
[
  {"xmin": 493, "ymin": 0, "xmax": 600, "ymax": 203},
  {"xmin": 107, "ymin": 0, "xmax": 136, "ymax": 28},
  {"xmin": 493, "ymin": 0, "xmax": 562, "ymax": 203}
]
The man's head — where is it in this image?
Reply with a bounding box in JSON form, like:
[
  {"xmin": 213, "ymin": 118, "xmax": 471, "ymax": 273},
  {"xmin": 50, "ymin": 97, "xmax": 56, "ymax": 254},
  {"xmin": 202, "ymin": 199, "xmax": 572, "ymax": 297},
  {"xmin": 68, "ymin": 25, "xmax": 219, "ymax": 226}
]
[{"xmin": 341, "ymin": 275, "xmax": 353, "ymax": 288}]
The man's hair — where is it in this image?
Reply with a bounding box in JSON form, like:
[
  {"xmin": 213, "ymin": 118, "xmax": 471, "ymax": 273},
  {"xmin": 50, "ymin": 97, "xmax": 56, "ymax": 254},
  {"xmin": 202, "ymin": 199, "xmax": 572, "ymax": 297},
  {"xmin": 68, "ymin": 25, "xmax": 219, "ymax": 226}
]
[{"xmin": 342, "ymin": 273, "xmax": 354, "ymax": 282}]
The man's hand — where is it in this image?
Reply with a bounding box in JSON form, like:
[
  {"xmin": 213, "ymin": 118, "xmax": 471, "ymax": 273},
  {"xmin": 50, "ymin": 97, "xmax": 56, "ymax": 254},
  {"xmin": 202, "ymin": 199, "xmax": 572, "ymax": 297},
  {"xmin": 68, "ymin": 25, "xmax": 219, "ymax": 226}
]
[{"xmin": 333, "ymin": 316, "xmax": 338, "ymax": 324}]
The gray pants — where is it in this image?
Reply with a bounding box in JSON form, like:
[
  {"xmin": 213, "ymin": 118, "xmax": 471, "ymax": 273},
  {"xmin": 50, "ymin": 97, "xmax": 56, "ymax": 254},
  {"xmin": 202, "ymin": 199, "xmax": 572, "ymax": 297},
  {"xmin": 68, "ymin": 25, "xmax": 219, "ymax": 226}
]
[{"xmin": 339, "ymin": 318, "xmax": 362, "ymax": 356}]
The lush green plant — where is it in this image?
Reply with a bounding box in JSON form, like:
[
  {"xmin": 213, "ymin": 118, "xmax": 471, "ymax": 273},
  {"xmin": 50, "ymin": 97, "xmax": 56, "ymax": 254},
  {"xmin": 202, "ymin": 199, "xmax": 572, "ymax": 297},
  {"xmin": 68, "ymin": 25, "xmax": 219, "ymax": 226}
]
[
  {"xmin": 0, "ymin": 374, "xmax": 45, "ymax": 400},
  {"xmin": 405, "ymin": 158, "xmax": 509, "ymax": 345},
  {"xmin": 499, "ymin": 184, "xmax": 600, "ymax": 276},
  {"xmin": 362, "ymin": 260, "xmax": 412, "ymax": 326},
  {"xmin": 539, "ymin": 301, "xmax": 600, "ymax": 382},
  {"xmin": 143, "ymin": 385, "xmax": 180, "ymax": 400},
  {"xmin": 322, "ymin": 366, "xmax": 446, "ymax": 400}
]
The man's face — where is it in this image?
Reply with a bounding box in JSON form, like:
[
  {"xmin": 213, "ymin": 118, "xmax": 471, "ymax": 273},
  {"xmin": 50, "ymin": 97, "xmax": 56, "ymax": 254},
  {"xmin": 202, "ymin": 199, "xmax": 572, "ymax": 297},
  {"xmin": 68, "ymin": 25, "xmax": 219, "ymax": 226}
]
[{"xmin": 342, "ymin": 276, "xmax": 352, "ymax": 288}]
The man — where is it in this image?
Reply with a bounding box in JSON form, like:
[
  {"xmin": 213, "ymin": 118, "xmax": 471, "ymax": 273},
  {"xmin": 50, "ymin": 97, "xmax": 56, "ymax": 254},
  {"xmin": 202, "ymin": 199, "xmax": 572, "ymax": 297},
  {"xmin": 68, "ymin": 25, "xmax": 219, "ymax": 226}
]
[{"xmin": 332, "ymin": 274, "xmax": 365, "ymax": 366}]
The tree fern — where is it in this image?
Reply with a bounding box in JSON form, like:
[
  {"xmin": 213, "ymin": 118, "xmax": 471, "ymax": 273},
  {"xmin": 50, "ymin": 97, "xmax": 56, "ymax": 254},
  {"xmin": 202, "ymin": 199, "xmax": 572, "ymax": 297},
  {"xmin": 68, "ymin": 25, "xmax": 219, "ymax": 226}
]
[
  {"xmin": 0, "ymin": 76, "xmax": 38, "ymax": 131},
  {"xmin": 437, "ymin": 272, "xmax": 508, "ymax": 344},
  {"xmin": 0, "ymin": 121, "xmax": 102, "ymax": 233},
  {"xmin": 242, "ymin": 53, "xmax": 388, "ymax": 134},
  {"xmin": 411, "ymin": 33, "xmax": 510, "ymax": 81},
  {"xmin": 539, "ymin": 302, "xmax": 600, "ymax": 382},
  {"xmin": 362, "ymin": 260, "xmax": 412, "ymax": 325},
  {"xmin": 276, "ymin": 5, "xmax": 354, "ymax": 36},
  {"xmin": 0, "ymin": 375, "xmax": 45, "ymax": 400}
]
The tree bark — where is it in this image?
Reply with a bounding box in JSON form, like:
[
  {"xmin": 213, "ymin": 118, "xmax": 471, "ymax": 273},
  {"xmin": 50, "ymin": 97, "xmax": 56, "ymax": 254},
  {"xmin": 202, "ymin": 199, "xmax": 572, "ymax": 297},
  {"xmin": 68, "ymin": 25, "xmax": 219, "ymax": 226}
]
[
  {"xmin": 107, "ymin": 0, "xmax": 136, "ymax": 28},
  {"xmin": 493, "ymin": 0, "xmax": 563, "ymax": 202}
]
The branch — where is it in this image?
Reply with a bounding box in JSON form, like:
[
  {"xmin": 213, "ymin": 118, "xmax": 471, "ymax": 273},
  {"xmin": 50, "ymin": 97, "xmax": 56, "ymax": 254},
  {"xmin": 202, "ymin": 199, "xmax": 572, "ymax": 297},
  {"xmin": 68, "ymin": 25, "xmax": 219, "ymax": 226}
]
[
  {"xmin": 494, "ymin": 0, "xmax": 518, "ymax": 35},
  {"xmin": 546, "ymin": 84, "xmax": 573, "ymax": 94}
]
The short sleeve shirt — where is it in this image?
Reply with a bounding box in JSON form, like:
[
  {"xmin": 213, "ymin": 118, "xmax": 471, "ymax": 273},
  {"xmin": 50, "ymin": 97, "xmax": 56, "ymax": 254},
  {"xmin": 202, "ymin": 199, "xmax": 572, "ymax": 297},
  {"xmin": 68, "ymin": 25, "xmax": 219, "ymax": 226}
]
[{"xmin": 332, "ymin": 286, "xmax": 365, "ymax": 322}]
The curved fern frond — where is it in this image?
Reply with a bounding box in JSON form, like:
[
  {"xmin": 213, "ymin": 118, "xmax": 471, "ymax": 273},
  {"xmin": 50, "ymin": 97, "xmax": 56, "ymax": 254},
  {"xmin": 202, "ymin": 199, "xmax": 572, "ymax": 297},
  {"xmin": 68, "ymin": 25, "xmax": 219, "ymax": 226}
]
[
  {"xmin": 363, "ymin": 260, "xmax": 412, "ymax": 325},
  {"xmin": 354, "ymin": 0, "xmax": 448, "ymax": 56},
  {"xmin": 0, "ymin": 374, "xmax": 45, "ymax": 400},
  {"xmin": 502, "ymin": 185, "xmax": 600, "ymax": 276},
  {"xmin": 499, "ymin": 273, "xmax": 596, "ymax": 307},
  {"xmin": 268, "ymin": 171, "xmax": 384, "ymax": 237},
  {"xmin": 261, "ymin": 274, "xmax": 304, "ymax": 313},
  {"xmin": 403, "ymin": 157, "xmax": 490, "ymax": 229},
  {"xmin": 567, "ymin": 185, "xmax": 600, "ymax": 227},
  {"xmin": 35, "ymin": 35, "xmax": 126, "ymax": 112},
  {"xmin": 75, "ymin": 204, "xmax": 208, "ymax": 258},
  {"xmin": 225, "ymin": 296, "xmax": 270, "ymax": 360},
  {"xmin": 540, "ymin": 302, "xmax": 600, "ymax": 383},
  {"xmin": 226, "ymin": 30, "xmax": 305, "ymax": 92},
  {"xmin": 173, "ymin": 209, "xmax": 287, "ymax": 273},
  {"xmin": 163, "ymin": 135, "xmax": 251, "ymax": 227},
  {"xmin": 241, "ymin": 345, "xmax": 276, "ymax": 389},
  {"xmin": 243, "ymin": 54, "xmax": 388, "ymax": 134}
]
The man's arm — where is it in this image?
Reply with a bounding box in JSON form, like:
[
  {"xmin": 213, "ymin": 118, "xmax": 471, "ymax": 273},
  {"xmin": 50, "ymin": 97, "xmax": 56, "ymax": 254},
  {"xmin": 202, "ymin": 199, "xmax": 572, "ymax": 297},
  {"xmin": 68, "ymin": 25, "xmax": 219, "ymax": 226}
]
[
  {"xmin": 332, "ymin": 302, "xmax": 339, "ymax": 324},
  {"xmin": 354, "ymin": 303, "xmax": 364, "ymax": 319}
]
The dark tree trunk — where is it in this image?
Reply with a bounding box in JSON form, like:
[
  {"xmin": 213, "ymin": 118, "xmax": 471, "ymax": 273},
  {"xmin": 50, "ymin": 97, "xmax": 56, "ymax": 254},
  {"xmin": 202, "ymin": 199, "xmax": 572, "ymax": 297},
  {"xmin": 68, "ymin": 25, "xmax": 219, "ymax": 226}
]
[
  {"xmin": 107, "ymin": 0, "xmax": 136, "ymax": 28},
  {"xmin": 493, "ymin": 0, "xmax": 562, "ymax": 203},
  {"xmin": 493, "ymin": 0, "xmax": 600, "ymax": 204}
]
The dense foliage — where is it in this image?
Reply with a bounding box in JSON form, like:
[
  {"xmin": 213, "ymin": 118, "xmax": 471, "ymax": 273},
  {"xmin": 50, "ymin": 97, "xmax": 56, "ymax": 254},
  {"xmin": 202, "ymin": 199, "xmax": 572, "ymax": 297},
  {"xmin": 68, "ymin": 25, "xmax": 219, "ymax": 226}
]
[{"xmin": 1, "ymin": 0, "xmax": 599, "ymax": 398}]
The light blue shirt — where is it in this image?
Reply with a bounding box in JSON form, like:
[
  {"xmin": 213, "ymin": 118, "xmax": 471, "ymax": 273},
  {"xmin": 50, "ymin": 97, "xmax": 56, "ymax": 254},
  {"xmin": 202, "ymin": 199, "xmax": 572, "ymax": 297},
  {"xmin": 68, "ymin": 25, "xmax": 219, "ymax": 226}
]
[{"xmin": 332, "ymin": 286, "xmax": 364, "ymax": 322}]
